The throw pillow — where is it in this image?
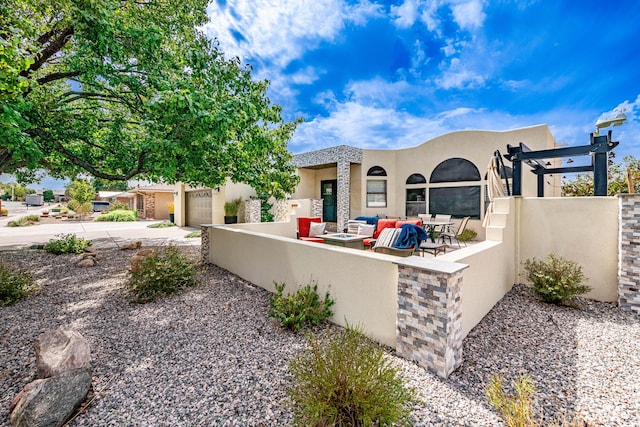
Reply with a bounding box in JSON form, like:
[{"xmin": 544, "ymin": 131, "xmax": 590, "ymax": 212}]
[
  {"xmin": 309, "ymin": 222, "xmax": 326, "ymax": 237},
  {"xmin": 357, "ymin": 224, "xmax": 375, "ymax": 237}
]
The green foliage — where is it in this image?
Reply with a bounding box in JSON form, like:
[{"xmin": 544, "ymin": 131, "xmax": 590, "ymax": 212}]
[
  {"xmin": 457, "ymin": 228, "xmax": 477, "ymax": 242},
  {"xmin": 486, "ymin": 374, "xmax": 536, "ymax": 427},
  {"xmin": 94, "ymin": 209, "xmax": 137, "ymax": 222},
  {"xmin": 0, "ymin": 262, "xmax": 36, "ymax": 306},
  {"xmin": 523, "ymin": 253, "xmax": 590, "ymax": 305},
  {"xmin": 0, "ymin": 183, "xmax": 30, "ymax": 201},
  {"xmin": 563, "ymin": 155, "xmax": 640, "ymax": 196},
  {"xmin": 269, "ymin": 281, "xmax": 335, "ymax": 331},
  {"xmin": 67, "ymin": 180, "xmax": 95, "ymax": 217},
  {"xmin": 92, "ymin": 178, "xmax": 128, "ymax": 192},
  {"xmin": 1, "ymin": 0, "xmax": 300, "ymax": 198},
  {"xmin": 106, "ymin": 201, "xmax": 130, "ymax": 212},
  {"xmin": 224, "ymin": 197, "xmax": 243, "ymax": 216},
  {"xmin": 42, "ymin": 189, "xmax": 54, "ymax": 202},
  {"xmin": 184, "ymin": 230, "xmax": 201, "ymax": 238},
  {"xmin": 7, "ymin": 215, "xmax": 39, "ymax": 227},
  {"xmin": 289, "ymin": 324, "xmax": 417, "ymax": 426},
  {"xmin": 147, "ymin": 221, "xmax": 176, "ymax": 228},
  {"xmin": 255, "ymin": 192, "xmax": 274, "ymax": 222},
  {"xmin": 44, "ymin": 233, "xmax": 92, "ymax": 254},
  {"xmin": 125, "ymin": 246, "xmax": 196, "ymax": 303}
]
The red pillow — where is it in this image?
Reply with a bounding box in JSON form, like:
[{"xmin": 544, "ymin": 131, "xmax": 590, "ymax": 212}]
[{"xmin": 373, "ymin": 219, "xmax": 398, "ymax": 239}]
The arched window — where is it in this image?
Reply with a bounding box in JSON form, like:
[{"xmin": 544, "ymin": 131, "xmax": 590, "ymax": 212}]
[
  {"xmin": 429, "ymin": 158, "xmax": 481, "ymax": 219},
  {"xmin": 430, "ymin": 158, "xmax": 481, "ymax": 183},
  {"xmin": 366, "ymin": 166, "xmax": 387, "ymax": 207},
  {"xmin": 367, "ymin": 166, "xmax": 387, "ymax": 176},
  {"xmin": 406, "ymin": 173, "xmax": 426, "ymax": 184}
]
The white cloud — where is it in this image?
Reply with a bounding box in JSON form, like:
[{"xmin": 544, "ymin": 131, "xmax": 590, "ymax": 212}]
[
  {"xmin": 343, "ymin": 77, "xmax": 418, "ymax": 107},
  {"xmin": 435, "ymin": 57, "xmax": 486, "ymax": 89},
  {"xmin": 451, "ymin": 0, "xmax": 487, "ymax": 30},
  {"xmin": 290, "ymin": 66, "xmax": 322, "ymax": 85},
  {"xmin": 390, "ymin": 0, "xmax": 419, "ymax": 28}
]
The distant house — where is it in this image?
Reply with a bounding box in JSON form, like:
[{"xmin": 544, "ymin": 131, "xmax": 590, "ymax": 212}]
[{"xmin": 128, "ymin": 184, "xmax": 175, "ymax": 220}]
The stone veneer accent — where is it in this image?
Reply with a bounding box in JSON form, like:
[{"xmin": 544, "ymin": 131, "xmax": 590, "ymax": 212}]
[
  {"xmin": 294, "ymin": 145, "xmax": 363, "ymax": 233},
  {"xmin": 200, "ymin": 225, "xmax": 210, "ymax": 264},
  {"xmin": 395, "ymin": 258, "xmax": 467, "ymax": 378},
  {"xmin": 311, "ymin": 199, "xmax": 323, "ymax": 218},
  {"xmin": 272, "ymin": 200, "xmax": 289, "ymax": 222},
  {"xmin": 618, "ymin": 194, "xmax": 640, "ymax": 315},
  {"xmin": 244, "ymin": 199, "xmax": 261, "ymax": 223}
]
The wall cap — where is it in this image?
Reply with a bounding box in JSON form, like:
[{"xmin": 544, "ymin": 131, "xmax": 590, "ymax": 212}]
[{"xmin": 393, "ymin": 256, "xmax": 468, "ymax": 274}]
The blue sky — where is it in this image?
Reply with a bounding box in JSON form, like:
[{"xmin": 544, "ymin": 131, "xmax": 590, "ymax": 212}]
[{"xmin": 204, "ymin": 0, "xmax": 640, "ymax": 158}]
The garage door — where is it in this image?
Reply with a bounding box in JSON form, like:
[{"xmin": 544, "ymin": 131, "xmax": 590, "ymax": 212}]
[{"xmin": 186, "ymin": 189, "xmax": 212, "ymax": 226}]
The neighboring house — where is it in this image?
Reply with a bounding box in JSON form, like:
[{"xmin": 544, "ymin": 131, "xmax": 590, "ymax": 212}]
[
  {"xmin": 129, "ymin": 184, "xmax": 175, "ymax": 220},
  {"xmin": 291, "ymin": 125, "xmax": 561, "ymax": 233},
  {"xmin": 97, "ymin": 191, "xmax": 133, "ymax": 208},
  {"xmin": 173, "ymin": 182, "xmax": 256, "ymax": 227},
  {"xmin": 35, "ymin": 189, "xmax": 67, "ymax": 203}
]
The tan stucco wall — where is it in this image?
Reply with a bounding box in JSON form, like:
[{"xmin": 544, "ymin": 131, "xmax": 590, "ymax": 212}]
[
  {"xmin": 209, "ymin": 226, "xmax": 400, "ymax": 347},
  {"xmin": 154, "ymin": 192, "xmax": 173, "ymax": 220},
  {"xmin": 517, "ymin": 197, "xmax": 619, "ymax": 302}
]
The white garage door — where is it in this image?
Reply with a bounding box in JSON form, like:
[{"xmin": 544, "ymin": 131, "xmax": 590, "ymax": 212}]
[{"xmin": 186, "ymin": 189, "xmax": 212, "ymax": 226}]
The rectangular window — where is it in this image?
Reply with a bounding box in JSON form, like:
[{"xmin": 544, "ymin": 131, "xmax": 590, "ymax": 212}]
[
  {"xmin": 429, "ymin": 186, "xmax": 481, "ymax": 219},
  {"xmin": 367, "ymin": 180, "xmax": 387, "ymax": 208}
]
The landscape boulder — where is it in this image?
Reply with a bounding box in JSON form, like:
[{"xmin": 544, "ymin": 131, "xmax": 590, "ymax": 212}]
[
  {"xmin": 35, "ymin": 326, "xmax": 91, "ymax": 378},
  {"xmin": 10, "ymin": 368, "xmax": 92, "ymax": 427}
]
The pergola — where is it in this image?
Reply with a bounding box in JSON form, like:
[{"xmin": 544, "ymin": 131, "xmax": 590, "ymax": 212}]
[{"xmin": 505, "ymin": 130, "xmax": 619, "ymax": 197}]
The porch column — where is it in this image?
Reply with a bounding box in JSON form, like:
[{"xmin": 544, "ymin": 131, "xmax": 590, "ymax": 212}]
[
  {"xmin": 337, "ymin": 159, "xmax": 350, "ymax": 232},
  {"xmin": 395, "ymin": 257, "xmax": 468, "ymax": 378}
]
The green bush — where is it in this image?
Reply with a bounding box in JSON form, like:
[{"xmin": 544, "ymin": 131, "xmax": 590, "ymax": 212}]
[
  {"xmin": 184, "ymin": 230, "xmax": 201, "ymax": 238},
  {"xmin": 44, "ymin": 233, "xmax": 92, "ymax": 254},
  {"xmin": 289, "ymin": 324, "xmax": 417, "ymax": 426},
  {"xmin": 486, "ymin": 374, "xmax": 535, "ymax": 427},
  {"xmin": 106, "ymin": 201, "xmax": 130, "ymax": 212},
  {"xmin": 125, "ymin": 246, "xmax": 196, "ymax": 303},
  {"xmin": 7, "ymin": 215, "xmax": 40, "ymax": 227},
  {"xmin": 0, "ymin": 263, "xmax": 36, "ymax": 306},
  {"xmin": 457, "ymin": 228, "xmax": 477, "ymax": 242},
  {"xmin": 95, "ymin": 209, "xmax": 137, "ymax": 222},
  {"xmin": 269, "ymin": 281, "xmax": 335, "ymax": 330},
  {"xmin": 523, "ymin": 253, "xmax": 590, "ymax": 305},
  {"xmin": 147, "ymin": 221, "xmax": 176, "ymax": 228}
]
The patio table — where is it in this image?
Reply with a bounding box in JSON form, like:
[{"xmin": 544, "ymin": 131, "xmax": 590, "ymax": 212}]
[
  {"xmin": 321, "ymin": 233, "xmax": 366, "ymax": 249},
  {"xmin": 422, "ymin": 221, "xmax": 453, "ymax": 243}
]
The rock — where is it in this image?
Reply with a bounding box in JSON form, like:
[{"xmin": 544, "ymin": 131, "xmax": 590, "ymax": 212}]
[
  {"xmin": 10, "ymin": 368, "xmax": 92, "ymax": 427},
  {"xmin": 35, "ymin": 326, "xmax": 91, "ymax": 379},
  {"xmin": 76, "ymin": 258, "xmax": 96, "ymax": 267},
  {"xmin": 121, "ymin": 241, "xmax": 142, "ymax": 250},
  {"xmin": 130, "ymin": 248, "xmax": 155, "ymax": 272},
  {"xmin": 83, "ymin": 247, "xmax": 97, "ymax": 254},
  {"xmin": 8, "ymin": 379, "xmax": 45, "ymax": 413}
]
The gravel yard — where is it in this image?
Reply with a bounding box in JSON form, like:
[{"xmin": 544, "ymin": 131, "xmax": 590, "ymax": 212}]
[{"xmin": 1, "ymin": 247, "xmax": 639, "ymax": 426}]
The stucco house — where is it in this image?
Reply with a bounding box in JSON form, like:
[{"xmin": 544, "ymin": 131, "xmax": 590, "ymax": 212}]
[
  {"xmin": 291, "ymin": 124, "xmax": 561, "ymax": 233},
  {"xmin": 129, "ymin": 184, "xmax": 176, "ymax": 220}
]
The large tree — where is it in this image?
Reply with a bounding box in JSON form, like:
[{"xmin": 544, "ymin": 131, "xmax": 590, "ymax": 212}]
[
  {"xmin": 562, "ymin": 155, "xmax": 640, "ymax": 196},
  {"xmin": 0, "ymin": 0, "xmax": 300, "ymax": 198}
]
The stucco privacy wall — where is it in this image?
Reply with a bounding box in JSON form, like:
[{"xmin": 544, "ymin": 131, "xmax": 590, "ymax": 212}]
[
  {"xmin": 517, "ymin": 197, "xmax": 619, "ymax": 302},
  {"xmin": 208, "ymin": 226, "xmax": 399, "ymax": 347}
]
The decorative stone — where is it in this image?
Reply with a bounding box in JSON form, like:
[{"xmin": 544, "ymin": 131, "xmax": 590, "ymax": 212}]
[
  {"xmin": 121, "ymin": 241, "xmax": 142, "ymax": 250},
  {"xmin": 10, "ymin": 368, "xmax": 92, "ymax": 427},
  {"xmin": 35, "ymin": 326, "xmax": 91, "ymax": 379},
  {"xmin": 618, "ymin": 194, "xmax": 640, "ymax": 315},
  {"xmin": 130, "ymin": 248, "xmax": 155, "ymax": 272},
  {"xmin": 76, "ymin": 258, "xmax": 96, "ymax": 267}
]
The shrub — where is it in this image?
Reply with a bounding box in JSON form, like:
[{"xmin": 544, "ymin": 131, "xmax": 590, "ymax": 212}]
[
  {"xmin": 457, "ymin": 228, "xmax": 477, "ymax": 242},
  {"xmin": 289, "ymin": 324, "xmax": 417, "ymax": 426},
  {"xmin": 44, "ymin": 233, "xmax": 92, "ymax": 254},
  {"xmin": 269, "ymin": 281, "xmax": 335, "ymax": 330},
  {"xmin": 106, "ymin": 201, "xmax": 130, "ymax": 212},
  {"xmin": 7, "ymin": 215, "xmax": 39, "ymax": 227},
  {"xmin": 523, "ymin": 253, "xmax": 590, "ymax": 305},
  {"xmin": 147, "ymin": 221, "xmax": 176, "ymax": 228},
  {"xmin": 94, "ymin": 209, "xmax": 137, "ymax": 222},
  {"xmin": 184, "ymin": 230, "xmax": 201, "ymax": 238},
  {"xmin": 0, "ymin": 263, "xmax": 36, "ymax": 306},
  {"xmin": 125, "ymin": 246, "xmax": 196, "ymax": 303},
  {"xmin": 0, "ymin": 207, "xmax": 8, "ymax": 216},
  {"xmin": 486, "ymin": 374, "xmax": 535, "ymax": 427},
  {"xmin": 223, "ymin": 197, "xmax": 243, "ymax": 216}
]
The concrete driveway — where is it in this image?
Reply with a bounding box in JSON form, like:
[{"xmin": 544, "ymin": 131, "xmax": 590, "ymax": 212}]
[{"xmin": 0, "ymin": 204, "xmax": 200, "ymax": 250}]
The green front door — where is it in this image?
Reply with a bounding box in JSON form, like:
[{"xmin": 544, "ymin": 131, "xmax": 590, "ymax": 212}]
[{"xmin": 321, "ymin": 180, "xmax": 337, "ymax": 222}]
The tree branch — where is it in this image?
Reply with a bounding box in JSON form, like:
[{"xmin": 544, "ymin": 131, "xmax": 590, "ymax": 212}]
[
  {"xmin": 37, "ymin": 71, "xmax": 81, "ymax": 85},
  {"xmin": 20, "ymin": 27, "xmax": 74, "ymax": 77}
]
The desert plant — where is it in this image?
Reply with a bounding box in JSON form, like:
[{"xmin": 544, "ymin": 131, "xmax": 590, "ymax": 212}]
[
  {"xmin": 223, "ymin": 197, "xmax": 243, "ymax": 216},
  {"xmin": 7, "ymin": 215, "xmax": 39, "ymax": 227},
  {"xmin": 523, "ymin": 253, "xmax": 590, "ymax": 305},
  {"xmin": 106, "ymin": 201, "xmax": 130, "ymax": 212},
  {"xmin": 289, "ymin": 324, "xmax": 417, "ymax": 426},
  {"xmin": 0, "ymin": 263, "xmax": 36, "ymax": 306},
  {"xmin": 486, "ymin": 374, "xmax": 536, "ymax": 427},
  {"xmin": 269, "ymin": 281, "xmax": 335, "ymax": 330},
  {"xmin": 94, "ymin": 209, "xmax": 137, "ymax": 222},
  {"xmin": 147, "ymin": 221, "xmax": 176, "ymax": 228},
  {"xmin": 457, "ymin": 228, "xmax": 477, "ymax": 242},
  {"xmin": 44, "ymin": 233, "xmax": 92, "ymax": 254},
  {"xmin": 125, "ymin": 246, "xmax": 197, "ymax": 303}
]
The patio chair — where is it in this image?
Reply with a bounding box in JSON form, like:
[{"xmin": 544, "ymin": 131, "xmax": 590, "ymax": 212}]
[
  {"xmin": 372, "ymin": 225, "xmax": 425, "ymax": 257},
  {"xmin": 297, "ymin": 217, "xmax": 325, "ymax": 243},
  {"xmin": 442, "ymin": 216, "xmax": 471, "ymax": 247}
]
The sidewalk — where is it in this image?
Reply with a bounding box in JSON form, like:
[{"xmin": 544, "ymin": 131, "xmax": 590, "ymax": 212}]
[{"xmin": 0, "ymin": 217, "xmax": 201, "ymax": 251}]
